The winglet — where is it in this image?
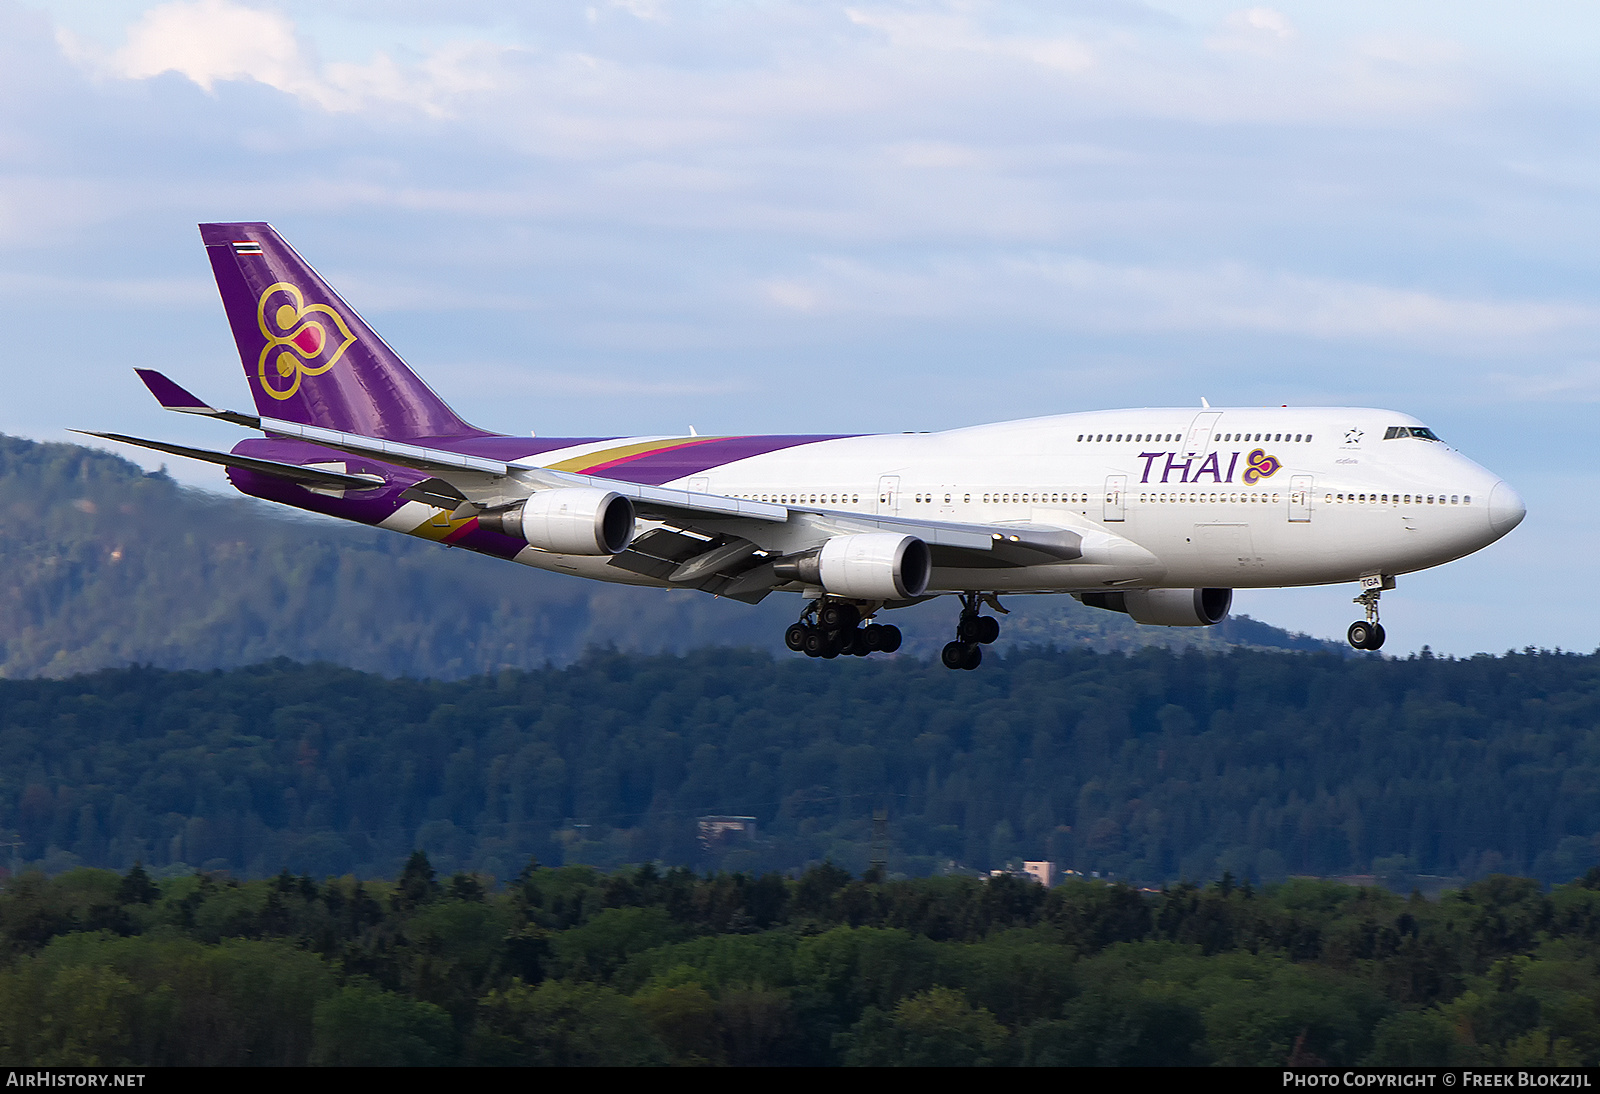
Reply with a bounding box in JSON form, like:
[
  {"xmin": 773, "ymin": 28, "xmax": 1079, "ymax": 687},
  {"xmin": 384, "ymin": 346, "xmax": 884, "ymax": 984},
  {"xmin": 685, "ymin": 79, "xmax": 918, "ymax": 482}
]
[
  {"xmin": 136, "ymin": 369, "xmax": 211, "ymax": 411},
  {"xmin": 134, "ymin": 369, "xmax": 260, "ymax": 428}
]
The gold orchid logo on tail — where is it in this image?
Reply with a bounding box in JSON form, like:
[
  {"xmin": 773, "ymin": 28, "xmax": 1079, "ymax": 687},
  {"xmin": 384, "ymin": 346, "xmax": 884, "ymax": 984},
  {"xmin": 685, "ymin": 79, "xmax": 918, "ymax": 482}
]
[{"xmin": 255, "ymin": 282, "xmax": 357, "ymax": 400}]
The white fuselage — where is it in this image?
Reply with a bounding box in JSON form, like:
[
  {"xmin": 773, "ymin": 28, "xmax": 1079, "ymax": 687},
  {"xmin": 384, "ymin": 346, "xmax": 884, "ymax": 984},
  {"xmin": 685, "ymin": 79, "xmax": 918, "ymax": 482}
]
[{"xmin": 510, "ymin": 407, "xmax": 1522, "ymax": 596}]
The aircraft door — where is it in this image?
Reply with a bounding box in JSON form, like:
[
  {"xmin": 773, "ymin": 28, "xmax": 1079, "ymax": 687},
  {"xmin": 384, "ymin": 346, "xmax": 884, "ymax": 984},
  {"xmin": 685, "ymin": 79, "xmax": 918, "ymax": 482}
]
[
  {"xmin": 877, "ymin": 475, "xmax": 901, "ymax": 516},
  {"xmin": 1182, "ymin": 412, "xmax": 1223, "ymax": 458},
  {"xmin": 1104, "ymin": 475, "xmax": 1126, "ymax": 522},
  {"xmin": 1289, "ymin": 475, "xmax": 1313, "ymax": 522}
]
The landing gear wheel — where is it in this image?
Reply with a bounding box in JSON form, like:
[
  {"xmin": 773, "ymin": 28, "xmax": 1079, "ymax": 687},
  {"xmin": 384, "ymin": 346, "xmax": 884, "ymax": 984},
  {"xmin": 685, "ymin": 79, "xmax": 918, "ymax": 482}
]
[
  {"xmin": 785, "ymin": 623, "xmax": 809, "ymax": 652},
  {"xmin": 878, "ymin": 625, "xmax": 902, "ymax": 653},
  {"xmin": 803, "ymin": 628, "xmax": 827, "ymax": 657},
  {"xmin": 942, "ymin": 642, "xmax": 982, "ymax": 670},
  {"xmin": 851, "ymin": 630, "xmax": 872, "ymax": 656},
  {"xmin": 954, "ymin": 592, "xmax": 1000, "ymax": 651},
  {"xmin": 1348, "ymin": 581, "xmax": 1389, "ymax": 652},
  {"xmin": 820, "ymin": 603, "xmax": 859, "ymax": 630}
]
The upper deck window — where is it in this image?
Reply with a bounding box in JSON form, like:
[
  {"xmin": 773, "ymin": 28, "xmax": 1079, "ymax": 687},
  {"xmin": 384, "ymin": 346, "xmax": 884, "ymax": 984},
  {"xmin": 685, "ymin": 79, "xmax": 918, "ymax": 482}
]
[{"xmin": 1384, "ymin": 426, "xmax": 1443, "ymax": 441}]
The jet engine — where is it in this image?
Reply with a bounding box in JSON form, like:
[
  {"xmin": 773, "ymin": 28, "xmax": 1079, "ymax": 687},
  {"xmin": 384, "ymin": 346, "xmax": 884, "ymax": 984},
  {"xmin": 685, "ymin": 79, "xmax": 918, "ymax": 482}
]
[
  {"xmin": 478, "ymin": 488, "xmax": 635, "ymax": 555},
  {"xmin": 772, "ymin": 533, "xmax": 931, "ymax": 600},
  {"xmin": 1075, "ymin": 588, "xmax": 1232, "ymax": 627}
]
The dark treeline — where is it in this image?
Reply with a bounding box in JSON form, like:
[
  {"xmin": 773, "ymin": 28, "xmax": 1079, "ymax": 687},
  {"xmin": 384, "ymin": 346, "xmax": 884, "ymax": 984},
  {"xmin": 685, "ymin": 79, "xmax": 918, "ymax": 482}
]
[
  {"xmin": 1, "ymin": 645, "xmax": 1598, "ymax": 885},
  {"xmin": 4, "ymin": 859, "xmax": 1600, "ymax": 1065}
]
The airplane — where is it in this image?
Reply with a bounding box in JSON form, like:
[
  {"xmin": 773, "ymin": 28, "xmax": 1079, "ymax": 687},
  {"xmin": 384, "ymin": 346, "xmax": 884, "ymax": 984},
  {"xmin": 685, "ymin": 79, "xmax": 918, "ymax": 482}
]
[{"xmin": 81, "ymin": 222, "xmax": 1526, "ymax": 669}]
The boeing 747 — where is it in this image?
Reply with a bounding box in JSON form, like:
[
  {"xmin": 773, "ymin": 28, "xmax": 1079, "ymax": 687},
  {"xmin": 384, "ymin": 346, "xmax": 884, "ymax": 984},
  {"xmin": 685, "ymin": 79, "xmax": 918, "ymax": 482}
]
[{"xmin": 82, "ymin": 223, "xmax": 1526, "ymax": 668}]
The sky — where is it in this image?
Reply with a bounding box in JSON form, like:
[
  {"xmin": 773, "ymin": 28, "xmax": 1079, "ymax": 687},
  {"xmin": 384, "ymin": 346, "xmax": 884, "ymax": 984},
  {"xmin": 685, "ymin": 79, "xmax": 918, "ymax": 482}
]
[{"xmin": 1, "ymin": 0, "xmax": 1595, "ymax": 656}]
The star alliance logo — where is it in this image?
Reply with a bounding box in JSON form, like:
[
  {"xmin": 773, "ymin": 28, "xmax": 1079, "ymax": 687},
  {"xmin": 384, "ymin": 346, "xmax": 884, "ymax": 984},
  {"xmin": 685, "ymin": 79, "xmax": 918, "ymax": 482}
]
[{"xmin": 1345, "ymin": 428, "xmax": 1364, "ymax": 445}]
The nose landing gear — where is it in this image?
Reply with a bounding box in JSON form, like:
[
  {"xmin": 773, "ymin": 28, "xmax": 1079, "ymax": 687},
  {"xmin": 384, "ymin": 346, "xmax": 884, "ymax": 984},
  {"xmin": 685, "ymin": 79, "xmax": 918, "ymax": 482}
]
[
  {"xmin": 941, "ymin": 592, "xmax": 1002, "ymax": 670},
  {"xmin": 1347, "ymin": 577, "xmax": 1393, "ymax": 651},
  {"xmin": 786, "ymin": 599, "xmax": 902, "ymax": 659}
]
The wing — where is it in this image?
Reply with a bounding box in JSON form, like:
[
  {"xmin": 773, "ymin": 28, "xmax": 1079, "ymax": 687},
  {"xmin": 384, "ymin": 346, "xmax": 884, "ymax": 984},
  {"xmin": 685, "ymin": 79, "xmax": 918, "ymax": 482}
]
[
  {"xmin": 118, "ymin": 370, "xmax": 1114, "ymax": 600},
  {"xmin": 251, "ymin": 415, "xmax": 1085, "ymax": 554},
  {"xmin": 71, "ymin": 430, "xmax": 386, "ymax": 492}
]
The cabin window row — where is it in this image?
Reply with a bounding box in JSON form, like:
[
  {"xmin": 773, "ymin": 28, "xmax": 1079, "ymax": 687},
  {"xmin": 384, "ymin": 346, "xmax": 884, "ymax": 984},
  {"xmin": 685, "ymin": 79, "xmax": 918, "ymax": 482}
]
[
  {"xmin": 1139, "ymin": 493, "xmax": 1283, "ymax": 504},
  {"xmin": 1329, "ymin": 493, "xmax": 1470, "ymax": 505},
  {"xmin": 1077, "ymin": 432, "xmax": 1312, "ymax": 444},
  {"xmin": 732, "ymin": 494, "xmax": 862, "ymax": 505},
  {"xmin": 727, "ymin": 490, "xmax": 1471, "ymax": 508}
]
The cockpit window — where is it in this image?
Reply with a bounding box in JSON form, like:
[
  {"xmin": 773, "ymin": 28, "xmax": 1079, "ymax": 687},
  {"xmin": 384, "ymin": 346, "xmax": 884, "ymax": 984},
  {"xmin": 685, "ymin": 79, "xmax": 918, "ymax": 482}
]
[{"xmin": 1384, "ymin": 426, "xmax": 1442, "ymax": 442}]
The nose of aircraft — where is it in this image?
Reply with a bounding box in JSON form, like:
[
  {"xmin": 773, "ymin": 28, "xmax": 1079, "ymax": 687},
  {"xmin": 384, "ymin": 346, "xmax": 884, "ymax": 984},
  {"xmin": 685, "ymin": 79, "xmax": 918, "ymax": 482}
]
[{"xmin": 1488, "ymin": 480, "xmax": 1526, "ymax": 535}]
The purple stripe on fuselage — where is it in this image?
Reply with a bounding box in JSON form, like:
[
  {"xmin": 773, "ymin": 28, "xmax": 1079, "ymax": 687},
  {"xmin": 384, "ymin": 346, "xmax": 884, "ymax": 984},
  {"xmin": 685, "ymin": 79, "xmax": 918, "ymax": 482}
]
[
  {"xmin": 572, "ymin": 434, "xmax": 854, "ymax": 485},
  {"xmin": 410, "ymin": 435, "xmax": 611, "ymax": 461},
  {"xmin": 399, "ymin": 432, "xmax": 852, "ymax": 480}
]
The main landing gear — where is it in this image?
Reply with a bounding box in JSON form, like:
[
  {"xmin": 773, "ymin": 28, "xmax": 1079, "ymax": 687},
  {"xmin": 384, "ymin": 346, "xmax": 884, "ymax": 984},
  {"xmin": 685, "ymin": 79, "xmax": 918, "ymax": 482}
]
[
  {"xmin": 942, "ymin": 592, "xmax": 1001, "ymax": 671},
  {"xmin": 1347, "ymin": 578, "xmax": 1391, "ymax": 651},
  {"xmin": 785, "ymin": 600, "xmax": 902, "ymax": 659}
]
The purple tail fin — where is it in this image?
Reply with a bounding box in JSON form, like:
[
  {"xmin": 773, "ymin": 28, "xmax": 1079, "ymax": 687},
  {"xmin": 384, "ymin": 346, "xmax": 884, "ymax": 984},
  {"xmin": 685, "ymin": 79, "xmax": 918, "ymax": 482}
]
[{"xmin": 199, "ymin": 222, "xmax": 482, "ymax": 439}]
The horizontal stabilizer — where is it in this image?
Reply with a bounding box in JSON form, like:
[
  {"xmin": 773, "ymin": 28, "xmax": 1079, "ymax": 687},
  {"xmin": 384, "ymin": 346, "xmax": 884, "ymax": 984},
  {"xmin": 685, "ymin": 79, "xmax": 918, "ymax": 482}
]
[
  {"xmin": 135, "ymin": 369, "xmax": 261, "ymax": 428},
  {"xmin": 74, "ymin": 431, "xmax": 386, "ymax": 492}
]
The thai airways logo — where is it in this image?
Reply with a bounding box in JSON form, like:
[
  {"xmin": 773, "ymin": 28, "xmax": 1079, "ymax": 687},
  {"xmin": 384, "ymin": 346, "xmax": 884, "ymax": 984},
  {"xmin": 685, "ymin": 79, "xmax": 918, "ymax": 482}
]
[
  {"xmin": 1241, "ymin": 449, "xmax": 1281, "ymax": 485},
  {"xmin": 1135, "ymin": 447, "xmax": 1283, "ymax": 485},
  {"xmin": 255, "ymin": 282, "xmax": 356, "ymax": 401}
]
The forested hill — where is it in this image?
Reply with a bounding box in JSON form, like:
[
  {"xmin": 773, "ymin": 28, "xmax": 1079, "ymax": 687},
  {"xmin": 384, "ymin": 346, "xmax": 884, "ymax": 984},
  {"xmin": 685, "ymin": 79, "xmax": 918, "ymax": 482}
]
[
  {"xmin": 5, "ymin": 860, "xmax": 1599, "ymax": 1065},
  {"xmin": 0, "ymin": 434, "xmax": 1334, "ymax": 678},
  {"xmin": 4, "ymin": 646, "xmax": 1598, "ymax": 887}
]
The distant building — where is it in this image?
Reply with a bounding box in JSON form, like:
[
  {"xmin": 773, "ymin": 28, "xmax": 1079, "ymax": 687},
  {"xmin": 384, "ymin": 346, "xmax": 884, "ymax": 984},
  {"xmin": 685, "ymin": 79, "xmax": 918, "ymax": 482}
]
[
  {"xmin": 987, "ymin": 861, "xmax": 1061, "ymax": 887},
  {"xmin": 698, "ymin": 815, "xmax": 757, "ymax": 852}
]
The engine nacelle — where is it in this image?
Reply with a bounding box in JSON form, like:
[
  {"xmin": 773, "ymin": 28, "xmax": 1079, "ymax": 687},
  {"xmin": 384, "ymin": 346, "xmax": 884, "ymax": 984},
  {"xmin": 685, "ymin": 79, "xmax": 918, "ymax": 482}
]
[
  {"xmin": 774, "ymin": 533, "xmax": 931, "ymax": 600},
  {"xmin": 480, "ymin": 488, "xmax": 635, "ymax": 555},
  {"xmin": 1076, "ymin": 588, "xmax": 1232, "ymax": 627}
]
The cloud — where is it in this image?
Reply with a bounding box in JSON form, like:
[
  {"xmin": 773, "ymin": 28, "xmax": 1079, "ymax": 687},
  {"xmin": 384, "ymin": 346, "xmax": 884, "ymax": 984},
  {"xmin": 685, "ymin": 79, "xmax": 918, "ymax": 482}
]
[
  {"xmin": 1492, "ymin": 361, "xmax": 1600, "ymax": 402},
  {"xmin": 61, "ymin": 0, "xmax": 513, "ymax": 115},
  {"xmin": 756, "ymin": 254, "xmax": 1600, "ymax": 349},
  {"xmin": 1205, "ymin": 7, "xmax": 1298, "ymax": 60},
  {"xmin": 844, "ymin": 6, "xmax": 1097, "ymax": 74},
  {"xmin": 109, "ymin": 0, "xmax": 308, "ymax": 93}
]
